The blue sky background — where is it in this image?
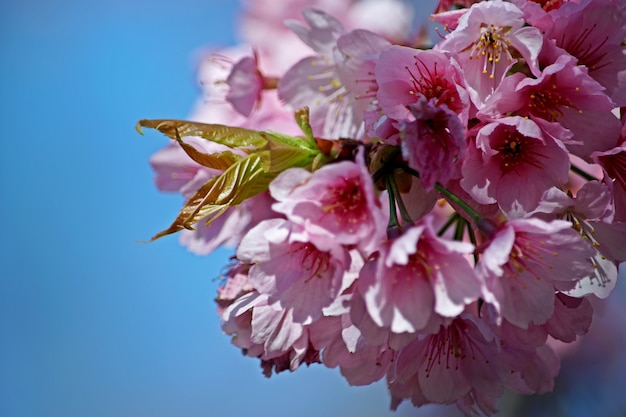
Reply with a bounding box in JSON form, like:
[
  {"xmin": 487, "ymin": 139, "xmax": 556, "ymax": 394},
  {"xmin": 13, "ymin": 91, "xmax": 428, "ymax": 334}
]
[
  {"xmin": 1, "ymin": 1, "xmax": 625, "ymax": 417},
  {"xmin": 0, "ymin": 1, "xmax": 444, "ymax": 416}
]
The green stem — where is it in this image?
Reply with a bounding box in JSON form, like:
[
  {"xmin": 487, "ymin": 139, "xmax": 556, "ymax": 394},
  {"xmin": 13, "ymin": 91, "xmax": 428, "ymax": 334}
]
[
  {"xmin": 438, "ymin": 212, "xmax": 461, "ymax": 237},
  {"xmin": 434, "ymin": 183, "xmax": 483, "ymax": 224},
  {"xmin": 465, "ymin": 219, "xmax": 479, "ymax": 265},
  {"xmin": 372, "ymin": 147, "xmax": 402, "ymax": 183},
  {"xmin": 454, "ymin": 218, "xmax": 465, "ymax": 241},
  {"xmin": 403, "ymin": 166, "xmax": 483, "ymax": 223},
  {"xmin": 388, "ymin": 174, "xmax": 414, "ymax": 226},
  {"xmin": 385, "ymin": 175, "xmax": 400, "ymax": 232},
  {"xmin": 570, "ymin": 164, "xmax": 599, "ymax": 182}
]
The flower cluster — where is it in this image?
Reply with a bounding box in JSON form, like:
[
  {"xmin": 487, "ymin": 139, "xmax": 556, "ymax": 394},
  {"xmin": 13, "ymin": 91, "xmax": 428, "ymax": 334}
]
[{"xmin": 140, "ymin": 0, "xmax": 626, "ymax": 414}]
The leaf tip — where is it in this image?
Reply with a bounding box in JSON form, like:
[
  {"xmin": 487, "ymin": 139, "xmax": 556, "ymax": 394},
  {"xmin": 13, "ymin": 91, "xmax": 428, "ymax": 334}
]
[{"xmin": 135, "ymin": 120, "xmax": 146, "ymax": 135}]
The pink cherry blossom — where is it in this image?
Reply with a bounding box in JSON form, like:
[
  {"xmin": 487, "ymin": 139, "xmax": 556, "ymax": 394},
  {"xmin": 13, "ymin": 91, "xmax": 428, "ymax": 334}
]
[
  {"xmin": 141, "ymin": 1, "xmax": 626, "ymax": 413},
  {"xmin": 398, "ymin": 96, "xmax": 467, "ymax": 190},
  {"xmin": 389, "ymin": 314, "xmax": 505, "ymax": 408},
  {"xmin": 309, "ymin": 305, "xmax": 397, "ymax": 386},
  {"xmin": 435, "ymin": 0, "xmax": 543, "ymax": 108},
  {"xmin": 376, "ymin": 46, "xmax": 470, "ymax": 128},
  {"xmin": 221, "ymin": 290, "xmax": 320, "ymax": 377},
  {"xmin": 530, "ymin": 182, "xmax": 626, "ymax": 298},
  {"xmin": 493, "ymin": 316, "xmax": 561, "ymax": 395},
  {"xmin": 270, "ymin": 150, "xmax": 387, "ymax": 254},
  {"xmin": 237, "ymin": 218, "xmax": 357, "ymax": 324},
  {"xmin": 593, "ymin": 128, "xmax": 626, "ymax": 221},
  {"xmin": 357, "ymin": 215, "xmax": 481, "ymax": 335},
  {"xmin": 480, "ymin": 52, "xmax": 621, "ymax": 158},
  {"xmin": 278, "ymin": 9, "xmax": 391, "ymax": 138},
  {"xmin": 541, "ymin": 0, "xmax": 626, "ymax": 106},
  {"xmin": 543, "ymin": 292, "xmax": 593, "ymax": 343},
  {"xmin": 461, "ymin": 116, "xmax": 570, "ymax": 216},
  {"xmin": 225, "ymin": 52, "xmax": 276, "ymax": 117},
  {"xmin": 191, "ymin": 46, "xmax": 301, "ymax": 135},
  {"xmin": 478, "ymin": 218, "xmax": 595, "ymax": 329},
  {"xmin": 434, "ymin": 0, "xmax": 482, "ymax": 14}
]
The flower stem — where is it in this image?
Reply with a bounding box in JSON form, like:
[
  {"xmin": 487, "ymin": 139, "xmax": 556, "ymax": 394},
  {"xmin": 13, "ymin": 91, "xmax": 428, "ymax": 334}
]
[
  {"xmin": 402, "ymin": 166, "xmax": 483, "ymax": 223},
  {"xmin": 438, "ymin": 212, "xmax": 461, "ymax": 237},
  {"xmin": 434, "ymin": 183, "xmax": 483, "ymax": 224},
  {"xmin": 388, "ymin": 173, "xmax": 414, "ymax": 226},
  {"xmin": 570, "ymin": 164, "xmax": 599, "ymax": 182},
  {"xmin": 385, "ymin": 175, "xmax": 401, "ymax": 234}
]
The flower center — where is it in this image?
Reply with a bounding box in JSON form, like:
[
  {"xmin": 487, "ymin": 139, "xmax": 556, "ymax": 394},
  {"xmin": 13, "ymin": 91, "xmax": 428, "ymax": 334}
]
[
  {"xmin": 469, "ymin": 24, "xmax": 514, "ymax": 79},
  {"xmin": 406, "ymin": 58, "xmax": 463, "ymax": 114},
  {"xmin": 496, "ymin": 129, "xmax": 527, "ymax": 173},
  {"xmin": 321, "ymin": 176, "xmax": 368, "ymax": 232},
  {"xmin": 423, "ymin": 321, "xmax": 478, "ymax": 377},
  {"xmin": 292, "ymin": 243, "xmax": 331, "ymax": 281},
  {"xmin": 526, "ymin": 81, "xmax": 580, "ymax": 122}
]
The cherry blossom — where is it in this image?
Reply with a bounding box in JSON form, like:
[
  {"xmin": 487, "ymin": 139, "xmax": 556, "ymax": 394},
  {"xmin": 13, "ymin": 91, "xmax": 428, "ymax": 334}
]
[
  {"xmin": 461, "ymin": 116, "xmax": 571, "ymax": 216},
  {"xmin": 478, "ymin": 218, "xmax": 595, "ymax": 328},
  {"xmin": 435, "ymin": 0, "xmax": 543, "ymax": 108},
  {"xmin": 141, "ymin": 1, "xmax": 626, "ymax": 415}
]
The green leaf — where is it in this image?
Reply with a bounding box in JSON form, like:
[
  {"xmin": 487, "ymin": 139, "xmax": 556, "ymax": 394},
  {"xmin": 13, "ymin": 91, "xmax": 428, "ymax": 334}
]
[
  {"xmin": 294, "ymin": 107, "xmax": 315, "ymax": 146},
  {"xmin": 149, "ymin": 151, "xmax": 275, "ymax": 242},
  {"xmin": 261, "ymin": 140, "xmax": 317, "ymax": 173}
]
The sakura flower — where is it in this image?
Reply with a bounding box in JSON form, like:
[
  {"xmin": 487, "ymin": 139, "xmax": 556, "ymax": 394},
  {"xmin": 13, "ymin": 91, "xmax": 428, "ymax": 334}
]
[
  {"xmin": 140, "ymin": 0, "xmax": 626, "ymax": 411},
  {"xmin": 191, "ymin": 46, "xmax": 300, "ymax": 135},
  {"xmin": 270, "ymin": 150, "xmax": 387, "ymax": 254},
  {"xmin": 478, "ymin": 218, "xmax": 595, "ymax": 329},
  {"xmin": 221, "ymin": 290, "xmax": 320, "ymax": 377},
  {"xmin": 215, "ymin": 261, "xmax": 255, "ymax": 315},
  {"xmin": 461, "ymin": 116, "xmax": 570, "ymax": 216},
  {"xmin": 375, "ymin": 46, "xmax": 470, "ymax": 130},
  {"xmin": 398, "ymin": 96, "xmax": 467, "ymax": 190},
  {"xmin": 543, "ymin": 292, "xmax": 594, "ymax": 343},
  {"xmin": 389, "ymin": 315, "xmax": 505, "ymax": 409},
  {"xmin": 530, "ymin": 182, "xmax": 626, "ymax": 298},
  {"xmin": 479, "ymin": 302, "xmax": 562, "ymax": 396},
  {"xmin": 593, "ymin": 128, "xmax": 626, "ymax": 221},
  {"xmin": 278, "ymin": 8, "xmax": 391, "ymax": 138},
  {"xmin": 541, "ymin": 0, "xmax": 626, "ymax": 106},
  {"xmin": 435, "ymin": 0, "xmax": 543, "ymax": 108},
  {"xmin": 510, "ymin": 0, "xmax": 581, "ymax": 28},
  {"xmin": 309, "ymin": 299, "xmax": 397, "ymax": 386},
  {"xmin": 225, "ymin": 52, "xmax": 279, "ymax": 117},
  {"xmin": 357, "ymin": 215, "xmax": 482, "ymax": 335},
  {"xmin": 237, "ymin": 218, "xmax": 357, "ymax": 324},
  {"xmin": 480, "ymin": 52, "xmax": 621, "ymax": 158}
]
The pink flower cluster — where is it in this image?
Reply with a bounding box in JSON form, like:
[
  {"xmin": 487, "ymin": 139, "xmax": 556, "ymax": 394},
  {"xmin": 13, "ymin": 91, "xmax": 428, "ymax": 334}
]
[{"xmin": 146, "ymin": 0, "xmax": 626, "ymax": 414}]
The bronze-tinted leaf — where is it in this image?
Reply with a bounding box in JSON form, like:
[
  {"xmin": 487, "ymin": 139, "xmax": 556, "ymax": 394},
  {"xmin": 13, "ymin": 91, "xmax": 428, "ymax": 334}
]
[
  {"xmin": 173, "ymin": 134, "xmax": 241, "ymax": 171},
  {"xmin": 137, "ymin": 119, "xmax": 268, "ymax": 150}
]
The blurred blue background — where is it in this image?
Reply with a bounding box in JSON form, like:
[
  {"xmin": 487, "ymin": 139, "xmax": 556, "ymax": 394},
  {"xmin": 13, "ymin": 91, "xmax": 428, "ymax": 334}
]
[{"xmin": 1, "ymin": 1, "xmax": 625, "ymax": 417}]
